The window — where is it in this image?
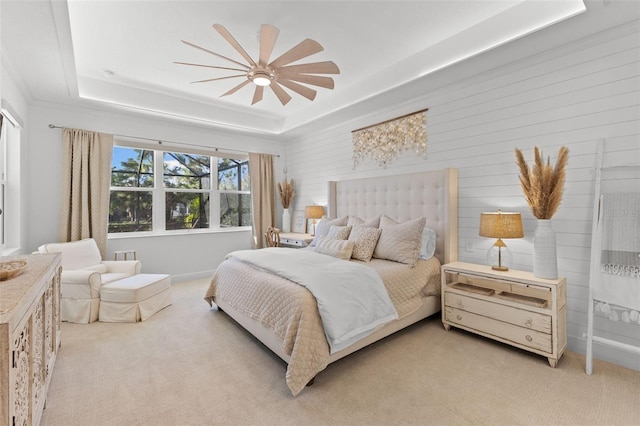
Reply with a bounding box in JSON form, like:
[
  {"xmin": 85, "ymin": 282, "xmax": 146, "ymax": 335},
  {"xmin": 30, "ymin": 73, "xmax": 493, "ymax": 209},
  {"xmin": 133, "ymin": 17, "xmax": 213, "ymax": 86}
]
[
  {"xmin": 109, "ymin": 144, "xmax": 251, "ymax": 234},
  {"xmin": 0, "ymin": 117, "xmax": 6, "ymax": 248}
]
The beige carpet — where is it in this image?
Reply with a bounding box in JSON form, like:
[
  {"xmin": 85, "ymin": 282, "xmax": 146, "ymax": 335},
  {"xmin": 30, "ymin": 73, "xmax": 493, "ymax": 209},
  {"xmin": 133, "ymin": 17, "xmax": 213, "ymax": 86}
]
[{"xmin": 41, "ymin": 278, "xmax": 640, "ymax": 426}]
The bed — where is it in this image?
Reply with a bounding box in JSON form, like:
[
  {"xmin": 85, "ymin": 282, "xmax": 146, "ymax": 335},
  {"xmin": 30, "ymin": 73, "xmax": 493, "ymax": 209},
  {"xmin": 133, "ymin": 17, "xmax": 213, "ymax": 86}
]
[{"xmin": 204, "ymin": 168, "xmax": 458, "ymax": 395}]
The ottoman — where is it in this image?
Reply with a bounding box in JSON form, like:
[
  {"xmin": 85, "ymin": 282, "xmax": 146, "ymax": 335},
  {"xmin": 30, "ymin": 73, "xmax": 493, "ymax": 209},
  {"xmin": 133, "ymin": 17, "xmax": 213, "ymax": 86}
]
[{"xmin": 99, "ymin": 274, "xmax": 172, "ymax": 322}]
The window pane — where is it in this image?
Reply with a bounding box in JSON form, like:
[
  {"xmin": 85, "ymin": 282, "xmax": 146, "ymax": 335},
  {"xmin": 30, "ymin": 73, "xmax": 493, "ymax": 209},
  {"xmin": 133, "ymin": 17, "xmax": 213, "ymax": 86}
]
[
  {"xmin": 218, "ymin": 158, "xmax": 239, "ymax": 190},
  {"xmin": 241, "ymin": 162, "xmax": 250, "ymax": 191},
  {"xmin": 166, "ymin": 192, "xmax": 210, "ymax": 230},
  {"xmin": 111, "ymin": 147, "xmax": 154, "ymax": 188},
  {"xmin": 109, "ymin": 191, "xmax": 152, "ymax": 233},
  {"xmin": 164, "ymin": 152, "xmax": 211, "ymax": 189},
  {"xmin": 220, "ymin": 193, "xmax": 252, "ymax": 227},
  {"xmin": 240, "ymin": 193, "xmax": 252, "ymax": 226}
]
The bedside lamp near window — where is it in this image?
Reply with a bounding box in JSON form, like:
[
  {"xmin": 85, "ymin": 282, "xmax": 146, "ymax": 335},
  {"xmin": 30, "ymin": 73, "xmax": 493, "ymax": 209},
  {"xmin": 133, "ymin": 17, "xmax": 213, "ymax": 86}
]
[
  {"xmin": 479, "ymin": 210, "xmax": 524, "ymax": 271},
  {"xmin": 305, "ymin": 205, "xmax": 324, "ymax": 236}
]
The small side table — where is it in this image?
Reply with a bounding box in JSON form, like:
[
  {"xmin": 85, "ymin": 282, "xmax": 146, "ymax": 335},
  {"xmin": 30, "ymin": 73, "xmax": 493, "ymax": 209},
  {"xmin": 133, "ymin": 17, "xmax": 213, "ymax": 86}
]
[{"xmin": 114, "ymin": 250, "xmax": 137, "ymax": 261}]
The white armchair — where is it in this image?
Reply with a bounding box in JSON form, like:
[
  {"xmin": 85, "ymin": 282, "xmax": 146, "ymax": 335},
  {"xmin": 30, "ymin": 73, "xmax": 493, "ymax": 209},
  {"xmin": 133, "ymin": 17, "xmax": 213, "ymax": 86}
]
[{"xmin": 37, "ymin": 238, "xmax": 142, "ymax": 324}]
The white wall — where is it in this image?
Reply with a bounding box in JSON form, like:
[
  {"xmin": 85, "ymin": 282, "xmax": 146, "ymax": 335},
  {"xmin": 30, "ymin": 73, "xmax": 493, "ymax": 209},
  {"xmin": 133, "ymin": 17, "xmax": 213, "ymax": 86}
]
[
  {"xmin": 283, "ymin": 22, "xmax": 640, "ymax": 370},
  {"xmin": 26, "ymin": 102, "xmax": 287, "ymax": 280}
]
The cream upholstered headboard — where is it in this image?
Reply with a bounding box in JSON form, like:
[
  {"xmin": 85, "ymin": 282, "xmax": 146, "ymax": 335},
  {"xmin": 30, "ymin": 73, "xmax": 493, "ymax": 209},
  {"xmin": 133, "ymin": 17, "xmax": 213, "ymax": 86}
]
[{"xmin": 328, "ymin": 168, "xmax": 458, "ymax": 264}]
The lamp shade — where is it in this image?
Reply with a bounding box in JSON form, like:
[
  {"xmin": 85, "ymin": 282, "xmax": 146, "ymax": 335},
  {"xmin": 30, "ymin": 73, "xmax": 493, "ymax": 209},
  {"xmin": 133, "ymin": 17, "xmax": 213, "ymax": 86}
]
[
  {"xmin": 305, "ymin": 205, "xmax": 324, "ymax": 220},
  {"xmin": 479, "ymin": 211, "xmax": 524, "ymax": 239}
]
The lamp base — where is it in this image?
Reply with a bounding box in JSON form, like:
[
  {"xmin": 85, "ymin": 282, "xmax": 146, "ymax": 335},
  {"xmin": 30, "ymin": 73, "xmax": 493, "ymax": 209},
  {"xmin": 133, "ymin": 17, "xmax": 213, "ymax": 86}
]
[{"xmin": 487, "ymin": 243, "xmax": 513, "ymax": 272}]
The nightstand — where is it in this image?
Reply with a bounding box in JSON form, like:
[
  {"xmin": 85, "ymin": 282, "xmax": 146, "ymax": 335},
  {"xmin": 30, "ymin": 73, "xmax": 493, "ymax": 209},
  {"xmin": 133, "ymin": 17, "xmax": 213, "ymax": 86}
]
[
  {"xmin": 279, "ymin": 232, "xmax": 313, "ymax": 248},
  {"xmin": 441, "ymin": 261, "xmax": 567, "ymax": 367}
]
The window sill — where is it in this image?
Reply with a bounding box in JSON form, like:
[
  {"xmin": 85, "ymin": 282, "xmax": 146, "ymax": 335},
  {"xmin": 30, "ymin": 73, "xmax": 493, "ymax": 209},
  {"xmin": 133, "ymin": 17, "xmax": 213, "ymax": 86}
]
[
  {"xmin": 108, "ymin": 226, "xmax": 252, "ymax": 240},
  {"xmin": 1, "ymin": 247, "xmax": 22, "ymax": 256}
]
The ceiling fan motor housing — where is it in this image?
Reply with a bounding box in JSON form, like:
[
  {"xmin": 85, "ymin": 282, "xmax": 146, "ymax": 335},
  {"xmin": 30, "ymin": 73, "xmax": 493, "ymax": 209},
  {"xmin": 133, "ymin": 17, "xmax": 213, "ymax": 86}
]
[{"xmin": 249, "ymin": 68, "xmax": 275, "ymax": 86}]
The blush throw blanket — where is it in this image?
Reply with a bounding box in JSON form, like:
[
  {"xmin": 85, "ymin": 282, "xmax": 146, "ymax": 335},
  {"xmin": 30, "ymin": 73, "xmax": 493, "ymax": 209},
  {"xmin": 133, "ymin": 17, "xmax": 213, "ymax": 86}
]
[{"xmin": 228, "ymin": 248, "xmax": 398, "ymax": 353}]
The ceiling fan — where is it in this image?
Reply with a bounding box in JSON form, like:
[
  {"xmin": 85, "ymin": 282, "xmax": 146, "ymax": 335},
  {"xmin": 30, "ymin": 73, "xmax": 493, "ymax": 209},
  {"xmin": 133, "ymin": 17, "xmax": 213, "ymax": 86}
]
[{"xmin": 176, "ymin": 24, "xmax": 340, "ymax": 106}]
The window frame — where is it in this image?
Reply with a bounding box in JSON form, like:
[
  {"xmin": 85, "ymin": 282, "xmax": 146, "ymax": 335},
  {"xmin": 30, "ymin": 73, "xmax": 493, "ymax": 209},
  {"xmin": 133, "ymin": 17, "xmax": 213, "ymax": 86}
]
[{"xmin": 109, "ymin": 141, "xmax": 252, "ymax": 237}]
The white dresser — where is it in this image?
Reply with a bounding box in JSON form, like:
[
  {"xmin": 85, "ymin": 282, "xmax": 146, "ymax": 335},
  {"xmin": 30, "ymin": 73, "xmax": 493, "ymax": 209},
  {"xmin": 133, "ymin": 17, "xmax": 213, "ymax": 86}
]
[
  {"xmin": 0, "ymin": 254, "xmax": 62, "ymax": 425},
  {"xmin": 441, "ymin": 262, "xmax": 567, "ymax": 367}
]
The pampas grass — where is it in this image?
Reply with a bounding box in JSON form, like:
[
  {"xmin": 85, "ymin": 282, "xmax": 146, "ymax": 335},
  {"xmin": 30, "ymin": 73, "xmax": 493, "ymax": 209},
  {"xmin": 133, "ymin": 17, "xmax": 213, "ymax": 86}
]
[
  {"xmin": 515, "ymin": 146, "xmax": 569, "ymax": 219},
  {"xmin": 278, "ymin": 178, "xmax": 295, "ymax": 209}
]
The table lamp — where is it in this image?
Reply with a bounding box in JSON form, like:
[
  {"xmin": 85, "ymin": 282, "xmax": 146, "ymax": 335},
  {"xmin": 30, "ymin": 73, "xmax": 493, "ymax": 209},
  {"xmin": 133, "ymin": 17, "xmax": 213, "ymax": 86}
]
[
  {"xmin": 479, "ymin": 210, "xmax": 524, "ymax": 271},
  {"xmin": 305, "ymin": 205, "xmax": 324, "ymax": 236}
]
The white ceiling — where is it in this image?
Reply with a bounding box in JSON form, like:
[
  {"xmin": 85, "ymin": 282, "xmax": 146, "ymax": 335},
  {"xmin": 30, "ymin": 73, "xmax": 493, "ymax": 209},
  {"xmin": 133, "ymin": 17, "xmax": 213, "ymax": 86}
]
[{"xmin": 0, "ymin": 0, "xmax": 602, "ymax": 136}]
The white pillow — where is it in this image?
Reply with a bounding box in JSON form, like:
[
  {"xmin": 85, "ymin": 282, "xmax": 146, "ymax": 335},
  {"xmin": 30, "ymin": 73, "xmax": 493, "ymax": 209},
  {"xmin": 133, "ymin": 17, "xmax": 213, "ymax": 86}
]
[
  {"xmin": 373, "ymin": 215, "xmax": 426, "ymax": 266},
  {"xmin": 327, "ymin": 225, "xmax": 352, "ymax": 240},
  {"xmin": 310, "ymin": 216, "xmax": 348, "ymax": 246},
  {"xmin": 347, "ymin": 215, "xmax": 380, "ymax": 228},
  {"xmin": 314, "ymin": 236, "xmax": 355, "ymax": 260},
  {"xmin": 419, "ymin": 228, "xmax": 437, "ymax": 260}
]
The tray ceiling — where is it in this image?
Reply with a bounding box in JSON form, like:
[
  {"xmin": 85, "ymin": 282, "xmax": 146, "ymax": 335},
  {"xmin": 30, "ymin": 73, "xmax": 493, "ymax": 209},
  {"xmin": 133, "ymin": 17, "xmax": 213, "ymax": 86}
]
[{"xmin": 1, "ymin": 1, "xmax": 588, "ymax": 135}]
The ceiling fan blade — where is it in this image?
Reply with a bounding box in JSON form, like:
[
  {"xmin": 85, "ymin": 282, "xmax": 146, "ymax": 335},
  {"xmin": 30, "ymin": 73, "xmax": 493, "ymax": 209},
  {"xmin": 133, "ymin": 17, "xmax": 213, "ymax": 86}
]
[
  {"xmin": 278, "ymin": 61, "xmax": 340, "ymax": 75},
  {"xmin": 181, "ymin": 40, "xmax": 250, "ymax": 69},
  {"xmin": 213, "ymin": 24, "xmax": 257, "ymax": 68},
  {"xmin": 278, "ymin": 79, "xmax": 316, "ymax": 101},
  {"xmin": 252, "ymin": 85, "xmax": 264, "ymax": 105},
  {"xmin": 277, "ymin": 74, "xmax": 334, "ymax": 89},
  {"xmin": 259, "ymin": 24, "xmax": 279, "ymax": 66},
  {"xmin": 174, "ymin": 61, "xmax": 247, "ymax": 72},
  {"xmin": 221, "ymin": 79, "xmax": 252, "ymax": 96},
  {"xmin": 191, "ymin": 75, "xmax": 246, "ymax": 84},
  {"xmin": 270, "ymin": 82, "xmax": 292, "ymax": 105},
  {"xmin": 269, "ymin": 38, "xmax": 324, "ymax": 69}
]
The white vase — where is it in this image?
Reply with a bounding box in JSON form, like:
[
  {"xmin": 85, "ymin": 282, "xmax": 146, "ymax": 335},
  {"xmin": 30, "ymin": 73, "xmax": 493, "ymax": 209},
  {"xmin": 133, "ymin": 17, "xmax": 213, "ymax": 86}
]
[
  {"xmin": 533, "ymin": 219, "xmax": 558, "ymax": 279},
  {"xmin": 282, "ymin": 208, "xmax": 291, "ymax": 232}
]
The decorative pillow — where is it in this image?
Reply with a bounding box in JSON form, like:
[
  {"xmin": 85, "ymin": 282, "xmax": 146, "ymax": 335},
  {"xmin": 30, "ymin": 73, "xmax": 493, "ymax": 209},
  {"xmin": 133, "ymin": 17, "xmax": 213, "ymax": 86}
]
[
  {"xmin": 419, "ymin": 228, "xmax": 437, "ymax": 260},
  {"xmin": 348, "ymin": 226, "xmax": 382, "ymax": 262},
  {"xmin": 327, "ymin": 225, "xmax": 352, "ymax": 240},
  {"xmin": 314, "ymin": 237, "xmax": 355, "ymax": 261},
  {"xmin": 310, "ymin": 216, "xmax": 348, "ymax": 246},
  {"xmin": 373, "ymin": 215, "xmax": 426, "ymax": 266},
  {"xmin": 347, "ymin": 215, "xmax": 380, "ymax": 228}
]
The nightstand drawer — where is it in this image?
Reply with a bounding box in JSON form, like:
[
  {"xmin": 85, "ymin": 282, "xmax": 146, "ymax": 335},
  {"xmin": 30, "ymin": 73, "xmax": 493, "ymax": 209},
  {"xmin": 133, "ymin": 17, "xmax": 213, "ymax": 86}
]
[
  {"xmin": 444, "ymin": 292, "xmax": 551, "ymax": 333},
  {"xmin": 280, "ymin": 238, "xmax": 305, "ymax": 247},
  {"xmin": 445, "ymin": 307, "xmax": 552, "ymax": 353},
  {"xmin": 279, "ymin": 233, "xmax": 313, "ymax": 248}
]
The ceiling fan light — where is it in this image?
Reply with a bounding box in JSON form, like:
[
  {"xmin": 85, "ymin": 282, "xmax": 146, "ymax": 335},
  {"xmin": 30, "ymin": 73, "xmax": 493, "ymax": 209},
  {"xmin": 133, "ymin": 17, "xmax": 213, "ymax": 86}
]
[{"xmin": 252, "ymin": 76, "xmax": 272, "ymax": 86}]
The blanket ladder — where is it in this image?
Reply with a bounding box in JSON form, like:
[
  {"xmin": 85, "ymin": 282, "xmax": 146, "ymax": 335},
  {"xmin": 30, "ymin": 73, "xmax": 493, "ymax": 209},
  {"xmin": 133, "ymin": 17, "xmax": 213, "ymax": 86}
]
[{"xmin": 585, "ymin": 139, "xmax": 640, "ymax": 374}]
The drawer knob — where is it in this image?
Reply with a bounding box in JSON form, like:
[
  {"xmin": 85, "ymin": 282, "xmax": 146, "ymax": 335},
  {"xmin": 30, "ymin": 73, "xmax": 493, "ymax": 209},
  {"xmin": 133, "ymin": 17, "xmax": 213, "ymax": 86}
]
[
  {"xmin": 525, "ymin": 318, "xmax": 533, "ymax": 327},
  {"xmin": 525, "ymin": 335, "xmax": 533, "ymax": 342},
  {"xmin": 457, "ymin": 299, "xmax": 463, "ymax": 306},
  {"xmin": 456, "ymin": 314, "xmax": 462, "ymax": 321}
]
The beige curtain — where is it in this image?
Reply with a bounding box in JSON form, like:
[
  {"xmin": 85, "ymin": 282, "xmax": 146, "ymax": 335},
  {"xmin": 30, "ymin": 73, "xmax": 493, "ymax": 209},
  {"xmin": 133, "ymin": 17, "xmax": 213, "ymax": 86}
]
[
  {"xmin": 59, "ymin": 128, "xmax": 113, "ymax": 258},
  {"xmin": 248, "ymin": 153, "xmax": 275, "ymax": 249}
]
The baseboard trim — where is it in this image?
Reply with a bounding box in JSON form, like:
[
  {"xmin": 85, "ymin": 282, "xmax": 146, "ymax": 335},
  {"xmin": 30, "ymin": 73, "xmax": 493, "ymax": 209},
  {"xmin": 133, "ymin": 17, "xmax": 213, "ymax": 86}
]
[
  {"xmin": 170, "ymin": 270, "xmax": 215, "ymax": 283},
  {"xmin": 569, "ymin": 335, "xmax": 640, "ymax": 372}
]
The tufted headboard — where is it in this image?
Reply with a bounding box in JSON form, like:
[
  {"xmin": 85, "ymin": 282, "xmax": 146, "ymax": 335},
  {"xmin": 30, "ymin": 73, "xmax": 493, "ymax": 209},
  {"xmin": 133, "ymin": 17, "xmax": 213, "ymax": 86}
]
[{"xmin": 327, "ymin": 168, "xmax": 458, "ymax": 265}]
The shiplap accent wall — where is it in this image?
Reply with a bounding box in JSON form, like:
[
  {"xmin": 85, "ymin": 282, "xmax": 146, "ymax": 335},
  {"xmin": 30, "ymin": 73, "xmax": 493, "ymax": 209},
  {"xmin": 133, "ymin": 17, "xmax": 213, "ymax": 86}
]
[{"xmin": 283, "ymin": 22, "xmax": 639, "ymax": 370}]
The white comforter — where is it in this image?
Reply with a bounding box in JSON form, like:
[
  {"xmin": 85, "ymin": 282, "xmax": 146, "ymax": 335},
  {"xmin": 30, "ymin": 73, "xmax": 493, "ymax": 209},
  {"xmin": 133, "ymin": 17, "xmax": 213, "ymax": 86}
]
[{"xmin": 228, "ymin": 248, "xmax": 398, "ymax": 353}]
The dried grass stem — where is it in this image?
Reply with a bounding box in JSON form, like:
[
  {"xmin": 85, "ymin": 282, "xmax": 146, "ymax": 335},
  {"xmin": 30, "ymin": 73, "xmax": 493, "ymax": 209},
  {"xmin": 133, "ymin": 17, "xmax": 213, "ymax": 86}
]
[
  {"xmin": 278, "ymin": 178, "xmax": 295, "ymax": 209},
  {"xmin": 515, "ymin": 146, "xmax": 569, "ymax": 219}
]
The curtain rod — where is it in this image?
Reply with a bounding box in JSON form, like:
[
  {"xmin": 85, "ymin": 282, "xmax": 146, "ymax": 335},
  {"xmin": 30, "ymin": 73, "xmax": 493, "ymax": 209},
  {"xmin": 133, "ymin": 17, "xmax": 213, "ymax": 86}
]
[
  {"xmin": 351, "ymin": 108, "xmax": 428, "ymax": 133},
  {"xmin": 47, "ymin": 124, "xmax": 280, "ymax": 158}
]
